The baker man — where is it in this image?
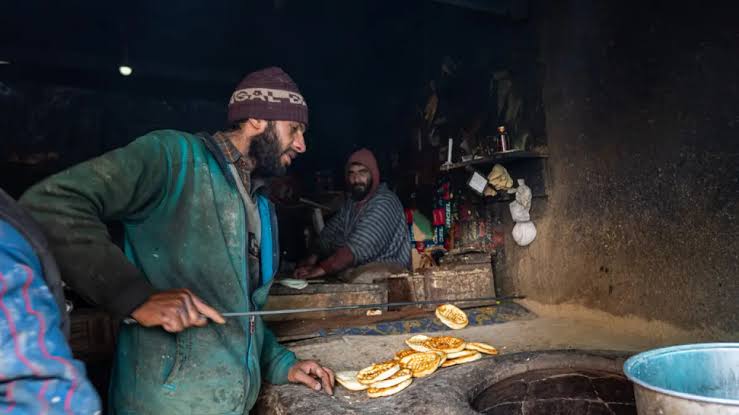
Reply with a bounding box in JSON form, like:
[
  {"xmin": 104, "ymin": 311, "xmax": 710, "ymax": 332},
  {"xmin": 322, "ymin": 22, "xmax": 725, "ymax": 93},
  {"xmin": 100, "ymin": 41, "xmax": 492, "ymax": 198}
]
[{"xmin": 21, "ymin": 67, "xmax": 334, "ymax": 414}]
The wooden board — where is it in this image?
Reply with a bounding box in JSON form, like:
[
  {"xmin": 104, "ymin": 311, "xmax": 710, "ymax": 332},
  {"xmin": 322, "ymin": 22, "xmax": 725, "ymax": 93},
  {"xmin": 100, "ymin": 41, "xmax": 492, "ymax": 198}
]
[
  {"xmin": 264, "ymin": 283, "xmax": 387, "ymax": 321},
  {"xmin": 269, "ymin": 307, "xmax": 435, "ymax": 341},
  {"xmin": 379, "ymin": 263, "xmax": 496, "ymax": 310}
]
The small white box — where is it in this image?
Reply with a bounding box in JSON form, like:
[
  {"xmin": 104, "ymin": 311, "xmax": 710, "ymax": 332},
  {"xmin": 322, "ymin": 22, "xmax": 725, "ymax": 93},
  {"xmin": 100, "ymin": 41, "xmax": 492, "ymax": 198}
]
[{"xmin": 467, "ymin": 171, "xmax": 488, "ymax": 195}]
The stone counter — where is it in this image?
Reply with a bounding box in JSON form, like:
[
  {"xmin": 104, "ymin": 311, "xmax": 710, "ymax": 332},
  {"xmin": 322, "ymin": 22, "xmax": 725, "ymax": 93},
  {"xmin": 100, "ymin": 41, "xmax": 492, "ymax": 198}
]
[{"xmin": 256, "ymin": 350, "xmax": 630, "ymax": 415}]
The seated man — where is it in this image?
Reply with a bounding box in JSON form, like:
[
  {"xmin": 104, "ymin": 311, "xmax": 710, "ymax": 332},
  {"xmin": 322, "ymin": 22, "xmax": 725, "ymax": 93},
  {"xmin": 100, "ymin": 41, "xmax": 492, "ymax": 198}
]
[{"xmin": 295, "ymin": 149, "xmax": 410, "ymax": 283}]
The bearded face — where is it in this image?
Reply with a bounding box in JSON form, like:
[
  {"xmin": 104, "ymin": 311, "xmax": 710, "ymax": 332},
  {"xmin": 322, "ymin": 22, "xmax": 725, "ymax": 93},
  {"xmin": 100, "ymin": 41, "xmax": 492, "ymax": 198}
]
[
  {"xmin": 347, "ymin": 163, "xmax": 373, "ymax": 201},
  {"xmin": 249, "ymin": 121, "xmax": 297, "ymax": 177}
]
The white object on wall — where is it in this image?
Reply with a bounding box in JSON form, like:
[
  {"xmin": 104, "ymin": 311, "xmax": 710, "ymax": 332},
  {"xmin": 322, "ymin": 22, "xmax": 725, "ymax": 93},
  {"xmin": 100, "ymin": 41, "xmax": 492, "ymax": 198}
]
[
  {"xmin": 514, "ymin": 178, "xmax": 532, "ymax": 209},
  {"xmin": 509, "ymin": 200, "xmax": 530, "ymax": 222},
  {"xmin": 509, "ymin": 179, "xmax": 537, "ymax": 246},
  {"xmin": 512, "ymin": 221, "xmax": 537, "ymax": 246},
  {"xmin": 467, "ymin": 171, "xmax": 488, "ymax": 194}
]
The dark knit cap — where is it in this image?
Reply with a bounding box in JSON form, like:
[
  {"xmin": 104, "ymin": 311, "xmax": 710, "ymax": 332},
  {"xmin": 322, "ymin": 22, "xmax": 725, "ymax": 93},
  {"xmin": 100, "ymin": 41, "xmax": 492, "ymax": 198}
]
[{"xmin": 227, "ymin": 67, "xmax": 308, "ymax": 125}]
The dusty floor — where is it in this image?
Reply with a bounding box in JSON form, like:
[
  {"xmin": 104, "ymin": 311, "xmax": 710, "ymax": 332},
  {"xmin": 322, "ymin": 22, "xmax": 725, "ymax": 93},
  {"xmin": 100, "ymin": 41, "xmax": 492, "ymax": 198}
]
[{"xmin": 285, "ymin": 299, "xmax": 736, "ymax": 371}]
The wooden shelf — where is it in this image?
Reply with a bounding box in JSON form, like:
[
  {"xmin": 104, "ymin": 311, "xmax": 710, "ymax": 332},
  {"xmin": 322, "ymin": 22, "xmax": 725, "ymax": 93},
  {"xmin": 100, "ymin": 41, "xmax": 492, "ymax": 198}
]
[
  {"xmin": 440, "ymin": 150, "xmax": 548, "ymax": 172},
  {"xmin": 483, "ymin": 193, "xmax": 548, "ymax": 203}
]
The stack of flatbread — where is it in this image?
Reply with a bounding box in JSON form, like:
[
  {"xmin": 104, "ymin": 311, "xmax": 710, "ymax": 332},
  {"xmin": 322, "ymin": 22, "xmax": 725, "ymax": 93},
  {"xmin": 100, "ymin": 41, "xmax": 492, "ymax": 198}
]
[
  {"xmin": 336, "ymin": 304, "xmax": 499, "ymax": 398},
  {"xmin": 336, "ymin": 361, "xmax": 414, "ymax": 397}
]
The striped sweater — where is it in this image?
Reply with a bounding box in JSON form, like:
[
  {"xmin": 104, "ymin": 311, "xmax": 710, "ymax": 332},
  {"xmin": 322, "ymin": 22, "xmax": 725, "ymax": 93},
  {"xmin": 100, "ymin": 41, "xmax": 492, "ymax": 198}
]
[{"xmin": 318, "ymin": 183, "xmax": 410, "ymax": 269}]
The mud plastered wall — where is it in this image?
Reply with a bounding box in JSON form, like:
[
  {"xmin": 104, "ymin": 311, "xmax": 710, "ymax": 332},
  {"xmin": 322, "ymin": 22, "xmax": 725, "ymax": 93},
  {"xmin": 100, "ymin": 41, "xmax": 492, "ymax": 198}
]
[{"xmin": 501, "ymin": 0, "xmax": 738, "ymax": 333}]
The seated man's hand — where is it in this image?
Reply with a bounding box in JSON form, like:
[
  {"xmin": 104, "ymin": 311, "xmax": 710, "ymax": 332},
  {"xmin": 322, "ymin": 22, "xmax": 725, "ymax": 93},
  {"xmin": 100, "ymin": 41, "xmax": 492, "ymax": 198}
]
[
  {"xmin": 293, "ymin": 265, "xmax": 326, "ymax": 280},
  {"xmin": 131, "ymin": 288, "xmax": 226, "ymax": 333},
  {"xmin": 293, "ymin": 265, "xmax": 310, "ymax": 278},
  {"xmin": 287, "ymin": 360, "xmax": 335, "ymax": 395}
]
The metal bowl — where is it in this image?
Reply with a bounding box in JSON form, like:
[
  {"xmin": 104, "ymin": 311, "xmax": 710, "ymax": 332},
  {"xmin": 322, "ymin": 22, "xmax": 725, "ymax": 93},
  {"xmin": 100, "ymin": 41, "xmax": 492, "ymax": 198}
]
[{"xmin": 624, "ymin": 343, "xmax": 739, "ymax": 414}]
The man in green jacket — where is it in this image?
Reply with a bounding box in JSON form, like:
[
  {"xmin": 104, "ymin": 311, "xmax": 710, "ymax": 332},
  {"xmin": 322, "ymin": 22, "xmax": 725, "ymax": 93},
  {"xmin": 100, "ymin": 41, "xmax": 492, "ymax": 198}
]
[{"xmin": 20, "ymin": 67, "xmax": 334, "ymax": 414}]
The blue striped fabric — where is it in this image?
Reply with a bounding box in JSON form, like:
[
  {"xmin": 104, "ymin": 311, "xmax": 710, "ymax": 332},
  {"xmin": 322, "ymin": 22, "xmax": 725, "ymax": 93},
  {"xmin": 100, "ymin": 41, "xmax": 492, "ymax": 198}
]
[{"xmin": 319, "ymin": 184, "xmax": 410, "ymax": 268}]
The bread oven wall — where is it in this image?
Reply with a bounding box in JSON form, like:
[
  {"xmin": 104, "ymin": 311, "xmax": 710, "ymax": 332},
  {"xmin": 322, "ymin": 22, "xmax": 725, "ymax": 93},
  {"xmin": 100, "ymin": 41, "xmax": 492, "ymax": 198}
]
[{"xmin": 497, "ymin": 0, "xmax": 738, "ymax": 334}]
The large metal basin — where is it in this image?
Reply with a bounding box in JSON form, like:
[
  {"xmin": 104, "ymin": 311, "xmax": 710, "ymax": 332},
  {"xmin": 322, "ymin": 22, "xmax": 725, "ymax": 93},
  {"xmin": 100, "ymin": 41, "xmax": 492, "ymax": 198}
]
[{"xmin": 624, "ymin": 343, "xmax": 739, "ymax": 414}]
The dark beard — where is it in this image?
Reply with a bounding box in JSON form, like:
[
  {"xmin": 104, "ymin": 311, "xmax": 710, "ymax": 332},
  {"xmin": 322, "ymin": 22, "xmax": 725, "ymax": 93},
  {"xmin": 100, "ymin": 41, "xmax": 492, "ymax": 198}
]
[
  {"xmin": 350, "ymin": 179, "xmax": 372, "ymax": 201},
  {"xmin": 249, "ymin": 122, "xmax": 288, "ymax": 177}
]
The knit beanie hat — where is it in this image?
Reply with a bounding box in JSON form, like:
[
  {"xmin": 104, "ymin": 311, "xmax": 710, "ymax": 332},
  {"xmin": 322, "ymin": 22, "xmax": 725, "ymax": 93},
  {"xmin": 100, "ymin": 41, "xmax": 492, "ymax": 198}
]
[{"xmin": 227, "ymin": 67, "xmax": 308, "ymax": 126}]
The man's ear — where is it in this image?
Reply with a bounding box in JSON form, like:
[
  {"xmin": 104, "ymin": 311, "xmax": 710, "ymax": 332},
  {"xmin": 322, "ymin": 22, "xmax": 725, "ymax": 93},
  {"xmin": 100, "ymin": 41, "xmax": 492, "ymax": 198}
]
[{"xmin": 245, "ymin": 118, "xmax": 268, "ymax": 133}]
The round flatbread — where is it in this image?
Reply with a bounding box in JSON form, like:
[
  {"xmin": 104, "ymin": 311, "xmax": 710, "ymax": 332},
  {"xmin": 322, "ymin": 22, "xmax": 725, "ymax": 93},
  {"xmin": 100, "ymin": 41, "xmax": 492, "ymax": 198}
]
[
  {"xmin": 394, "ymin": 349, "xmax": 419, "ymax": 361},
  {"xmin": 435, "ymin": 351, "xmax": 447, "ymax": 368},
  {"xmin": 277, "ymin": 278, "xmax": 309, "ymax": 290},
  {"xmin": 405, "ymin": 334, "xmax": 432, "ymax": 352},
  {"xmin": 465, "ymin": 341, "xmax": 499, "ymax": 355},
  {"xmin": 435, "ymin": 304, "xmax": 469, "ymax": 329},
  {"xmin": 441, "ymin": 351, "xmax": 482, "ymax": 368},
  {"xmin": 370, "ymin": 368, "xmax": 412, "ymax": 389},
  {"xmin": 356, "ymin": 361, "xmax": 400, "ymax": 385},
  {"xmin": 423, "ymin": 336, "xmax": 466, "ymax": 353},
  {"xmin": 336, "ymin": 371, "xmax": 368, "ymax": 391},
  {"xmin": 399, "ymin": 352, "xmax": 443, "ymax": 378},
  {"xmin": 367, "ymin": 378, "xmax": 413, "ymax": 398}
]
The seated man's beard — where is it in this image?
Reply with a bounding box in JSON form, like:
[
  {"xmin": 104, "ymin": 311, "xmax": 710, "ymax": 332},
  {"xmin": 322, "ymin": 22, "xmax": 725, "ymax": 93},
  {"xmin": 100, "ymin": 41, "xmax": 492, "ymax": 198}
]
[
  {"xmin": 350, "ymin": 179, "xmax": 372, "ymax": 201},
  {"xmin": 249, "ymin": 123, "xmax": 288, "ymax": 177}
]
